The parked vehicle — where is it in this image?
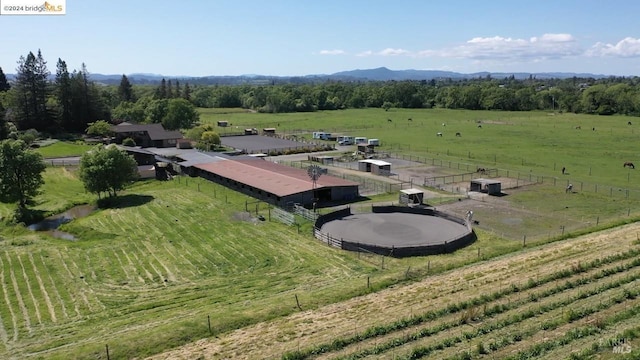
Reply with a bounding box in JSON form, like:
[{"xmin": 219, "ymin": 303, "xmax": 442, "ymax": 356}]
[{"xmin": 337, "ymin": 136, "xmax": 354, "ymax": 145}]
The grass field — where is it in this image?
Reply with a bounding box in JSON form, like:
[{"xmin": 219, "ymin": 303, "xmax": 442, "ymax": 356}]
[
  {"xmin": 200, "ymin": 108, "xmax": 640, "ymax": 189},
  {"xmin": 1, "ymin": 108, "xmax": 640, "ymax": 359},
  {"xmin": 152, "ymin": 223, "xmax": 640, "ymax": 360},
  {"xmin": 35, "ymin": 141, "xmax": 94, "ymax": 158},
  {"xmin": 203, "ymin": 107, "xmax": 640, "ymax": 241},
  {"xmin": 1, "ymin": 168, "xmax": 527, "ymax": 359}
]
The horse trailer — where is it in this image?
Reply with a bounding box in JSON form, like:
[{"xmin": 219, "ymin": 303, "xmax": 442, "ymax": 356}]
[
  {"xmin": 355, "ymin": 137, "xmax": 368, "ymax": 145},
  {"xmin": 313, "ymin": 131, "xmax": 332, "ymax": 140},
  {"xmin": 337, "ymin": 136, "xmax": 355, "ymax": 145}
]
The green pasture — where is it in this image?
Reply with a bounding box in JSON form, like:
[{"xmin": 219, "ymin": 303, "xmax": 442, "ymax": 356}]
[
  {"xmin": 200, "ymin": 108, "xmax": 640, "ymax": 190},
  {"xmin": 0, "ymin": 108, "xmax": 639, "ymax": 358},
  {"xmin": 35, "ymin": 140, "xmax": 94, "ymax": 158},
  {"xmin": 0, "ymin": 167, "xmax": 528, "ymax": 359}
]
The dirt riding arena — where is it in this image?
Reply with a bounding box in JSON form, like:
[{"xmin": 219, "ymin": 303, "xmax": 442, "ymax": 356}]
[
  {"xmin": 320, "ymin": 212, "xmax": 467, "ymax": 247},
  {"xmin": 316, "ymin": 206, "xmax": 475, "ymax": 257}
]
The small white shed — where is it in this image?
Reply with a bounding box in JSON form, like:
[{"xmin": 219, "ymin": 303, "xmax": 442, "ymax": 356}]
[
  {"xmin": 358, "ymin": 159, "xmax": 392, "ymax": 175},
  {"xmin": 399, "ymin": 188, "xmax": 424, "ymax": 205}
]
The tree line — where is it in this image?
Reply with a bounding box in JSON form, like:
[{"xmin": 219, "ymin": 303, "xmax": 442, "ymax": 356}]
[
  {"xmin": 2, "ymin": 49, "xmax": 640, "ymax": 142},
  {"xmin": 185, "ymin": 76, "xmax": 640, "ymax": 116},
  {"xmin": 0, "ymin": 50, "xmax": 199, "ymax": 139}
]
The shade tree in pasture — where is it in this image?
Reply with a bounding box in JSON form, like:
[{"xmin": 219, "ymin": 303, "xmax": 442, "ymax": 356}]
[
  {"xmin": 78, "ymin": 145, "xmax": 137, "ymax": 199},
  {"xmin": 0, "ymin": 139, "xmax": 46, "ymax": 221}
]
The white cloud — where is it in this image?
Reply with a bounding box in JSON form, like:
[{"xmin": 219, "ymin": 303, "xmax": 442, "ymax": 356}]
[
  {"xmin": 319, "ymin": 49, "xmax": 345, "ymax": 55},
  {"xmin": 340, "ymin": 34, "xmax": 640, "ymax": 67},
  {"xmin": 356, "ymin": 50, "xmax": 374, "ymax": 57},
  {"xmin": 587, "ymin": 37, "xmax": 640, "ymax": 57},
  {"xmin": 378, "ymin": 48, "xmax": 410, "ymax": 56},
  {"xmin": 531, "ymin": 33, "xmax": 575, "ymax": 43},
  {"xmin": 356, "ymin": 49, "xmax": 410, "ymax": 57},
  {"xmin": 354, "ymin": 34, "xmax": 582, "ymax": 63},
  {"xmin": 433, "ymin": 33, "xmax": 581, "ymax": 61}
]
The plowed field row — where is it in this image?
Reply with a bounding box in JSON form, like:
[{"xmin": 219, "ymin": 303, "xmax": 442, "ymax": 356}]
[
  {"xmin": 148, "ymin": 222, "xmax": 640, "ymax": 359},
  {"xmin": 0, "ymin": 181, "xmax": 382, "ymax": 359}
]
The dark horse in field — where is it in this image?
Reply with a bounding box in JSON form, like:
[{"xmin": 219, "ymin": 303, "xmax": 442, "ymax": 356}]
[{"xmin": 624, "ymin": 162, "xmax": 635, "ymax": 169}]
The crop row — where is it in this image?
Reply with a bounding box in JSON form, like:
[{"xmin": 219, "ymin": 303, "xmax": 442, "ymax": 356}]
[
  {"xmin": 337, "ymin": 264, "xmax": 640, "ymax": 359},
  {"xmin": 281, "ymin": 248, "xmax": 640, "ymax": 359}
]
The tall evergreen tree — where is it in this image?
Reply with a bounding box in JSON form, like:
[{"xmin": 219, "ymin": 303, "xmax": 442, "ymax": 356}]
[
  {"xmin": 118, "ymin": 74, "xmax": 134, "ymax": 103},
  {"xmin": 66, "ymin": 64, "xmax": 109, "ymax": 132},
  {"xmin": 55, "ymin": 58, "xmax": 73, "ymax": 130},
  {"xmin": 0, "ymin": 102, "xmax": 7, "ymax": 140},
  {"xmin": 0, "ymin": 67, "xmax": 10, "ymax": 92},
  {"xmin": 155, "ymin": 78, "xmax": 167, "ymax": 99},
  {"xmin": 175, "ymin": 80, "xmax": 181, "ymax": 98},
  {"xmin": 12, "ymin": 50, "xmax": 50, "ymax": 131},
  {"xmin": 183, "ymin": 82, "xmax": 191, "ymax": 101},
  {"xmin": 167, "ymin": 79, "xmax": 174, "ymax": 99}
]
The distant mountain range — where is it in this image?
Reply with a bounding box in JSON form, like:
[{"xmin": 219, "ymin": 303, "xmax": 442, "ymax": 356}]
[
  {"xmin": 330, "ymin": 67, "xmax": 611, "ymax": 81},
  {"xmin": 6, "ymin": 67, "xmax": 614, "ymax": 85}
]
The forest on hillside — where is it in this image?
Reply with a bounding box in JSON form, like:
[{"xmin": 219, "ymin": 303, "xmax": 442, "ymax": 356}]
[{"xmin": 1, "ymin": 49, "xmax": 640, "ymax": 137}]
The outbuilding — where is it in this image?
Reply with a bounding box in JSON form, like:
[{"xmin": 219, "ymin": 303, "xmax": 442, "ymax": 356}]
[
  {"xmin": 192, "ymin": 158, "xmax": 359, "ymax": 207},
  {"xmin": 470, "ymin": 178, "xmax": 502, "ymax": 195},
  {"xmin": 111, "ymin": 123, "xmax": 183, "ymax": 148},
  {"xmin": 399, "ymin": 188, "xmax": 424, "ymax": 205},
  {"xmin": 358, "ymin": 159, "xmax": 392, "ymax": 176}
]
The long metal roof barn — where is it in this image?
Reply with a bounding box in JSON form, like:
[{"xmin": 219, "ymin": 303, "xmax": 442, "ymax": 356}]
[{"xmin": 193, "ymin": 158, "xmax": 358, "ymax": 197}]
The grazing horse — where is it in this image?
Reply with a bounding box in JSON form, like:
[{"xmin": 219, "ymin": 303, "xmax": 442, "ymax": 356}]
[
  {"xmin": 628, "ymin": 121, "xmax": 632, "ymax": 125},
  {"xmin": 566, "ymin": 183, "xmax": 573, "ymax": 193},
  {"xmin": 575, "ymin": 126, "xmax": 581, "ymax": 130},
  {"xmin": 624, "ymin": 162, "xmax": 635, "ymax": 169},
  {"xmin": 408, "ymin": 118, "xmax": 412, "ymax": 121},
  {"xmin": 436, "ymin": 132, "xmax": 443, "ymax": 137},
  {"xmin": 477, "ymin": 124, "xmax": 482, "ymax": 128},
  {"xmin": 476, "ymin": 167, "xmax": 486, "ymax": 174},
  {"xmin": 387, "ymin": 118, "xmax": 392, "ymax": 123},
  {"xmin": 455, "ymin": 132, "xmax": 461, "ymax": 137}
]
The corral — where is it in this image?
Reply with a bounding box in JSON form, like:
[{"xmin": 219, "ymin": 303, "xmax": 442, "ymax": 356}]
[
  {"xmin": 220, "ymin": 134, "xmax": 329, "ymax": 154},
  {"xmin": 315, "ymin": 205, "xmax": 475, "ymax": 257}
]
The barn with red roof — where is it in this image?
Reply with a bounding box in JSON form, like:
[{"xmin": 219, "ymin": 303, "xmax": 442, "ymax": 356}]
[{"xmin": 192, "ymin": 157, "xmax": 359, "ymax": 207}]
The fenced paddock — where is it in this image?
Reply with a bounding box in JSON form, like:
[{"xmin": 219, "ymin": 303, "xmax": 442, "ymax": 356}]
[
  {"xmin": 220, "ymin": 134, "xmax": 331, "ymax": 154},
  {"xmin": 314, "ymin": 205, "xmax": 475, "ymax": 257}
]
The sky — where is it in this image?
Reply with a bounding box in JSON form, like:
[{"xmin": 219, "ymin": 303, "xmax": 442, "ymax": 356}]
[{"xmin": 1, "ymin": 0, "xmax": 640, "ymax": 77}]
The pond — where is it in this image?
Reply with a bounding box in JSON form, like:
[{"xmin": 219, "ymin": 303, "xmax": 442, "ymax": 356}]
[{"xmin": 27, "ymin": 204, "xmax": 96, "ymax": 240}]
